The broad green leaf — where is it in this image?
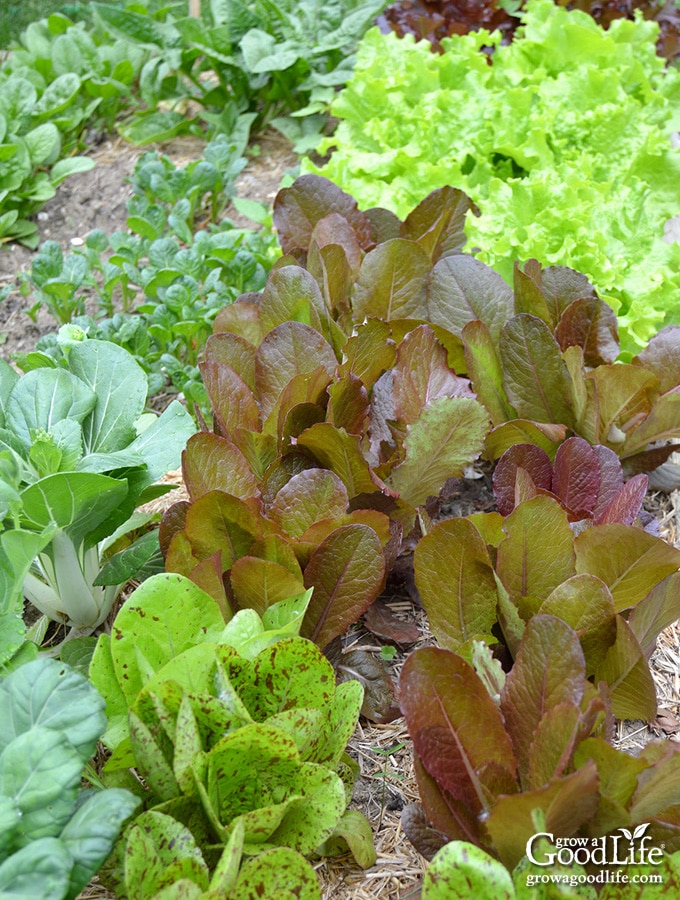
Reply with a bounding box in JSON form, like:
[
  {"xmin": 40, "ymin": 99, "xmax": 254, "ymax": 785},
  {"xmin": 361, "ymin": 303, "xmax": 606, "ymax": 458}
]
[
  {"xmin": 24, "ymin": 124, "xmax": 60, "ymax": 167},
  {"xmin": 300, "ymin": 524, "xmax": 385, "ymax": 648},
  {"xmin": 594, "ymin": 617, "xmax": 657, "ymax": 721},
  {"xmin": 586, "ymin": 364, "xmax": 658, "ymax": 448},
  {"xmin": 20, "ymin": 473, "xmax": 128, "ymax": 549},
  {"xmin": 500, "ymin": 615, "xmax": 586, "ymax": 782},
  {"xmin": 127, "ymin": 401, "xmax": 195, "ymax": 486},
  {"xmin": 0, "ymin": 837, "xmax": 72, "ymax": 898},
  {"xmin": 108, "ymin": 574, "xmax": 226, "ymax": 705},
  {"xmin": 33, "ymin": 73, "xmax": 81, "ymax": 117},
  {"xmin": 573, "ymin": 737, "xmax": 647, "ymax": 835},
  {"xmin": 423, "ymin": 841, "xmax": 514, "ymax": 900},
  {"xmin": 499, "ymin": 315, "xmax": 575, "ymax": 428},
  {"xmin": 118, "ymin": 111, "xmax": 191, "ymax": 146},
  {"xmin": 89, "ymin": 634, "xmax": 128, "ymax": 751},
  {"xmin": 414, "ymin": 517, "xmax": 498, "ymax": 652},
  {"xmin": 389, "ymin": 397, "xmax": 489, "ymax": 507},
  {"xmin": 229, "ymin": 559, "xmax": 305, "ymax": 617},
  {"xmin": 539, "ymin": 574, "xmax": 617, "ymax": 675},
  {"xmin": 231, "ymin": 847, "xmax": 321, "ymax": 900},
  {"xmin": 50, "ymin": 156, "xmax": 96, "ymax": 186},
  {"xmin": 0, "ymin": 657, "xmax": 105, "ymax": 759},
  {"xmin": 60, "ymin": 788, "xmax": 140, "ymax": 899},
  {"xmin": 400, "ymin": 648, "xmax": 518, "ymax": 820},
  {"xmin": 496, "ymin": 496, "xmax": 576, "ymax": 616},
  {"xmin": 241, "ymin": 29, "xmax": 300, "ymax": 73},
  {"xmin": 462, "ymin": 320, "xmax": 515, "ymax": 426},
  {"xmin": 352, "ymin": 239, "xmax": 431, "ymax": 320},
  {"xmin": 270, "ymin": 762, "xmax": 346, "ymax": 855},
  {"xmin": 628, "ymin": 572, "xmax": 680, "ymax": 659},
  {"xmin": 94, "ymin": 529, "xmax": 162, "ymax": 588},
  {"xmin": 428, "ymin": 255, "xmax": 514, "ymax": 343},
  {"xmin": 68, "ymin": 340, "xmax": 147, "ymax": 454},
  {"xmin": 6, "ymin": 367, "xmax": 95, "ymax": 450},
  {"xmin": 320, "ymin": 809, "xmax": 376, "ymax": 869},
  {"xmin": 574, "ymin": 525, "xmax": 680, "ymax": 612}
]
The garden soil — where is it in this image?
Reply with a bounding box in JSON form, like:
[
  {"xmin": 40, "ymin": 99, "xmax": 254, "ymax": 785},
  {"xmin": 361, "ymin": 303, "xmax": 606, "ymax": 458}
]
[{"xmin": 2, "ymin": 133, "xmax": 680, "ymax": 900}]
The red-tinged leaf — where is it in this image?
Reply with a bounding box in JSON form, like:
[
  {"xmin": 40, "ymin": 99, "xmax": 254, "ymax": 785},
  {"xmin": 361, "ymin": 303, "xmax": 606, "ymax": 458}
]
[
  {"xmin": 327, "ymin": 638, "xmax": 400, "ymax": 723},
  {"xmin": 352, "ymin": 239, "xmax": 431, "ymax": 321},
  {"xmin": 400, "ymin": 803, "xmax": 449, "ymax": 862},
  {"xmin": 527, "ymin": 701, "xmax": 583, "ymax": 789},
  {"xmin": 554, "ymin": 296, "xmax": 619, "ymax": 366},
  {"xmin": 266, "ymin": 366, "xmax": 331, "ymax": 438},
  {"xmin": 496, "ymin": 496, "xmax": 576, "ymax": 613},
  {"xmin": 327, "ymin": 374, "xmax": 370, "ymax": 434},
  {"xmin": 363, "ymin": 599, "xmax": 420, "ymax": 645},
  {"xmin": 179, "ymin": 492, "xmax": 263, "ymax": 575},
  {"xmin": 229, "ymin": 557, "xmax": 305, "ymax": 616},
  {"xmin": 514, "ymin": 261, "xmax": 598, "ymax": 328},
  {"xmin": 499, "ymin": 315, "xmax": 575, "ymax": 428},
  {"xmin": 294, "ymin": 509, "xmax": 394, "ymax": 567},
  {"xmin": 500, "ymin": 615, "xmax": 586, "ymax": 783},
  {"xmin": 539, "ymin": 574, "xmax": 617, "ymax": 676},
  {"xmin": 594, "ymin": 473, "xmax": 648, "ymax": 526},
  {"xmin": 338, "ymin": 319, "xmax": 396, "ymax": 389},
  {"xmin": 462, "ymin": 319, "xmax": 515, "ymax": 427},
  {"xmin": 392, "ymin": 325, "xmax": 474, "ymax": 425},
  {"xmin": 551, "ymin": 437, "xmax": 600, "ymax": 519},
  {"xmin": 594, "ymin": 616, "xmax": 657, "ymax": 721},
  {"xmin": 388, "ymin": 397, "xmax": 489, "ymax": 507},
  {"xmin": 364, "ymin": 206, "xmax": 402, "ymax": 243},
  {"xmin": 273, "ymin": 174, "xmax": 374, "ymax": 255},
  {"xmin": 591, "ymin": 445, "xmax": 625, "ymax": 520},
  {"xmin": 628, "ymin": 572, "xmax": 680, "ymax": 659},
  {"xmin": 269, "ymin": 469, "xmax": 349, "ymax": 539},
  {"xmin": 200, "ymin": 361, "xmax": 261, "ymax": 437},
  {"xmin": 280, "ymin": 402, "xmax": 326, "ymax": 445},
  {"xmin": 248, "ymin": 534, "xmax": 303, "ymax": 579},
  {"xmin": 205, "ymin": 332, "xmax": 257, "ymax": 391},
  {"xmin": 213, "ymin": 299, "xmax": 263, "ymax": 346},
  {"xmin": 301, "ymin": 524, "xmax": 386, "ymax": 648},
  {"xmin": 574, "ymin": 524, "xmax": 680, "ymax": 612},
  {"xmin": 307, "ymin": 242, "xmax": 354, "ymax": 330},
  {"xmin": 572, "ymin": 737, "xmax": 647, "ymax": 835},
  {"xmin": 182, "ymin": 434, "xmax": 258, "ymax": 500},
  {"xmin": 585, "ymin": 364, "xmax": 658, "ymax": 447},
  {"xmin": 485, "ymin": 420, "xmax": 567, "ymax": 462},
  {"xmin": 619, "ymin": 392, "xmax": 680, "ymax": 457},
  {"xmin": 230, "ymin": 429, "xmax": 277, "ymax": 482},
  {"xmin": 633, "ymin": 325, "xmax": 680, "ymax": 395},
  {"xmin": 400, "ymin": 186, "xmax": 477, "ymax": 260},
  {"xmin": 513, "ymin": 259, "xmax": 553, "ymax": 327},
  {"xmin": 413, "ymin": 518, "xmax": 498, "ymax": 653},
  {"xmin": 427, "ymin": 255, "xmax": 513, "ymax": 344},
  {"xmin": 631, "ymin": 743, "xmax": 680, "ymax": 824},
  {"xmin": 484, "ymin": 763, "xmax": 600, "ymax": 870},
  {"xmin": 297, "ymin": 422, "xmax": 389, "ymax": 497},
  {"xmin": 165, "ymin": 530, "xmax": 200, "ymax": 577},
  {"xmin": 400, "ymin": 648, "xmax": 518, "ymax": 819},
  {"xmin": 411, "ymin": 752, "xmax": 486, "ymax": 847},
  {"xmin": 159, "ymin": 500, "xmax": 189, "ymax": 558},
  {"xmin": 310, "ymin": 213, "xmax": 363, "ymax": 272},
  {"xmin": 187, "ymin": 553, "xmax": 230, "ymax": 615},
  {"xmin": 492, "ymin": 444, "xmax": 553, "ymax": 516},
  {"xmin": 260, "ymin": 453, "xmax": 317, "ymax": 507},
  {"xmin": 254, "ymin": 322, "xmax": 337, "ymax": 420},
  {"xmin": 258, "ymin": 265, "xmax": 326, "ymax": 334}
]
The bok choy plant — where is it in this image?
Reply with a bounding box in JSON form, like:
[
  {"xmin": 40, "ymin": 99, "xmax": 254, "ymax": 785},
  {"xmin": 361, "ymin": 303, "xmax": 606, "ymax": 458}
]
[{"xmin": 0, "ymin": 331, "xmax": 195, "ymax": 652}]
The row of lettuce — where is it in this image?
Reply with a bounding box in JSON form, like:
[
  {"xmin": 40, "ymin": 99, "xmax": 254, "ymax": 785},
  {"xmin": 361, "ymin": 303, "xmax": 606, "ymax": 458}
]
[{"xmin": 3, "ymin": 171, "xmax": 680, "ymax": 897}]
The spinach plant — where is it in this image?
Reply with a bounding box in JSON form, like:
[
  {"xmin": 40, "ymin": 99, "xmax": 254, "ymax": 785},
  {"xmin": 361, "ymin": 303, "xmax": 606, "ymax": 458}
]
[
  {"xmin": 0, "ymin": 656, "xmax": 139, "ymax": 900},
  {"xmin": 0, "ymin": 335, "xmax": 195, "ymax": 649}
]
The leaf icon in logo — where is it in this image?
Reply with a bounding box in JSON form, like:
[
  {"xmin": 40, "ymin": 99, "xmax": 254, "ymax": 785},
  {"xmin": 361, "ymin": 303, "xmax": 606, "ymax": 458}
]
[
  {"xmin": 618, "ymin": 828, "xmax": 633, "ymax": 840},
  {"xmin": 633, "ymin": 823, "xmax": 650, "ymax": 840}
]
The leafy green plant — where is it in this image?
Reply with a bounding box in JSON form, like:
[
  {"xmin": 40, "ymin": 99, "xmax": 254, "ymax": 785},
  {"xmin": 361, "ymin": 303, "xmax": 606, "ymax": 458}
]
[
  {"xmin": 413, "ymin": 496, "xmax": 680, "ymax": 720},
  {"xmin": 0, "ymin": 334, "xmax": 195, "ymax": 653},
  {"xmin": 308, "ymin": 0, "xmax": 680, "ymax": 352},
  {"xmin": 399, "ymin": 618, "xmax": 680, "ymax": 876},
  {"xmin": 0, "ymin": 656, "xmax": 139, "ymax": 899}
]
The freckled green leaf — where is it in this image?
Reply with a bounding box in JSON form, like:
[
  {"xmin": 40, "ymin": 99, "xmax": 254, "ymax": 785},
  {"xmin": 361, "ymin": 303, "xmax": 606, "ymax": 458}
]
[
  {"xmin": 352, "ymin": 239, "xmax": 431, "ymax": 321},
  {"xmin": 231, "ymin": 846, "xmax": 321, "ymax": 900},
  {"xmin": 414, "ymin": 517, "xmax": 498, "ymax": 653},
  {"xmin": 574, "ymin": 524, "xmax": 680, "ymax": 612},
  {"xmin": 389, "ymin": 397, "xmax": 489, "ymax": 507},
  {"xmin": 270, "ymin": 762, "xmax": 346, "ymax": 855},
  {"xmin": 496, "ymin": 496, "xmax": 576, "ymax": 616},
  {"xmin": 594, "ymin": 617, "xmax": 657, "ymax": 721},
  {"xmin": 319, "ymin": 808, "xmax": 376, "ymax": 870},
  {"xmin": 422, "ymin": 841, "xmax": 514, "ymax": 900},
  {"xmin": 500, "ymin": 315, "xmax": 575, "ymax": 428},
  {"xmin": 301, "ymin": 524, "xmax": 385, "ymax": 649},
  {"xmin": 129, "ymin": 708, "xmax": 181, "ymax": 803}
]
